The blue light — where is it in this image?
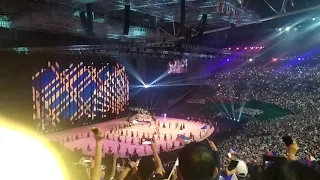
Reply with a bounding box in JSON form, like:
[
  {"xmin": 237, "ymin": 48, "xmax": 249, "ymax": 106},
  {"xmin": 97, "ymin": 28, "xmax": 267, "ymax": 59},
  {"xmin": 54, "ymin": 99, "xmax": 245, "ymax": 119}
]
[{"xmin": 144, "ymin": 84, "xmax": 150, "ymax": 88}]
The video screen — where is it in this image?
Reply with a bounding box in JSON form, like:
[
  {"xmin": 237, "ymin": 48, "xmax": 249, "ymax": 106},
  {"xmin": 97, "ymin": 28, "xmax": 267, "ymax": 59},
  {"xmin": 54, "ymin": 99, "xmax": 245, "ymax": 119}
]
[
  {"xmin": 32, "ymin": 61, "xmax": 129, "ymax": 131},
  {"xmin": 168, "ymin": 59, "xmax": 188, "ymax": 74}
]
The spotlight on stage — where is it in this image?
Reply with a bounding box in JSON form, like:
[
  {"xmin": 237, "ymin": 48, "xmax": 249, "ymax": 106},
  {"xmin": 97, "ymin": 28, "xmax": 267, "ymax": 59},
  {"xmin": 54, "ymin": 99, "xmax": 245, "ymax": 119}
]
[
  {"xmin": 164, "ymin": 113, "xmax": 166, "ymax": 118},
  {"xmin": 144, "ymin": 84, "xmax": 150, "ymax": 88}
]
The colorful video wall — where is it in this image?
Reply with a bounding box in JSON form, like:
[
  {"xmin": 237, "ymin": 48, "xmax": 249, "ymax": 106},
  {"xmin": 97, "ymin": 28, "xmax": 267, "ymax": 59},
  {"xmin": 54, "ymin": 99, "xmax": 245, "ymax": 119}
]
[{"xmin": 32, "ymin": 61, "xmax": 129, "ymax": 131}]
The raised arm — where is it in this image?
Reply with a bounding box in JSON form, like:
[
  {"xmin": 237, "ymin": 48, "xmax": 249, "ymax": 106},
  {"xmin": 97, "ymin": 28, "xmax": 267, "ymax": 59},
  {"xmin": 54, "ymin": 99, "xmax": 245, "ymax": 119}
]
[
  {"xmin": 91, "ymin": 128, "xmax": 103, "ymax": 180},
  {"xmin": 208, "ymin": 140, "xmax": 220, "ymax": 178},
  {"xmin": 118, "ymin": 161, "xmax": 137, "ymax": 180},
  {"xmin": 109, "ymin": 153, "xmax": 118, "ymax": 180},
  {"xmin": 151, "ymin": 142, "xmax": 163, "ymax": 175}
]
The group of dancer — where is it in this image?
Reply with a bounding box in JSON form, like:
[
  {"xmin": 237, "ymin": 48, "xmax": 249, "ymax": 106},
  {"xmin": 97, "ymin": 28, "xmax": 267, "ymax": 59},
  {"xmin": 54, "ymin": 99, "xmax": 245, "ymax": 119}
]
[{"xmin": 57, "ymin": 117, "xmax": 212, "ymax": 157}]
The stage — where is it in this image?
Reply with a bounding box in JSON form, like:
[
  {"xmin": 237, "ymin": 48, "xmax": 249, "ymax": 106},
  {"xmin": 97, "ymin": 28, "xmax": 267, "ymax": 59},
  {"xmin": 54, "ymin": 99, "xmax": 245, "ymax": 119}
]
[{"xmin": 46, "ymin": 117, "xmax": 214, "ymax": 157}]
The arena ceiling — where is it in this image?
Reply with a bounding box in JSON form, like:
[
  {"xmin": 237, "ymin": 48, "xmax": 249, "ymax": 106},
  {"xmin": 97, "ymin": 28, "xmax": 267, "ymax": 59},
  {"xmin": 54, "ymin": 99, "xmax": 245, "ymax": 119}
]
[{"xmin": 0, "ymin": 0, "xmax": 319, "ymax": 45}]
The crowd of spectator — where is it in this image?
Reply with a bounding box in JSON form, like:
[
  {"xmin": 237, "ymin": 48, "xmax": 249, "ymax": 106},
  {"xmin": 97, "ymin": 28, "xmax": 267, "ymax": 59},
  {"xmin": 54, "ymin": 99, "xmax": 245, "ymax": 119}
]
[{"xmin": 191, "ymin": 65, "xmax": 320, "ymax": 166}]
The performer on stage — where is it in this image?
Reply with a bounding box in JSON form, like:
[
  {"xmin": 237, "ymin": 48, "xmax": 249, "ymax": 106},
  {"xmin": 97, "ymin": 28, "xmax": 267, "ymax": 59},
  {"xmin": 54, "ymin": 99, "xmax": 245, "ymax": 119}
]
[
  {"xmin": 126, "ymin": 148, "xmax": 130, "ymax": 156},
  {"xmin": 159, "ymin": 145, "xmax": 164, "ymax": 153},
  {"xmin": 171, "ymin": 142, "xmax": 175, "ymax": 149},
  {"xmin": 108, "ymin": 147, "xmax": 112, "ymax": 154},
  {"xmin": 133, "ymin": 148, "xmax": 138, "ymax": 156},
  {"xmin": 144, "ymin": 146, "xmax": 147, "ymax": 154}
]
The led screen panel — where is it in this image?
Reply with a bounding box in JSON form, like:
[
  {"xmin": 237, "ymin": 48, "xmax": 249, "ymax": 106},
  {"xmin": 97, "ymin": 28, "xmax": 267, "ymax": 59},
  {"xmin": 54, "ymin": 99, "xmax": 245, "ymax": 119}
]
[{"xmin": 32, "ymin": 62, "xmax": 129, "ymax": 131}]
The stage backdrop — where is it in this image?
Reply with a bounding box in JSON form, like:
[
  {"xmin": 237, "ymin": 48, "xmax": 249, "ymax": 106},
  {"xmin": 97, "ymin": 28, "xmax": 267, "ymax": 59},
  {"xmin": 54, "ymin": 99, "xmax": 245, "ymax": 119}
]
[{"xmin": 32, "ymin": 61, "xmax": 129, "ymax": 131}]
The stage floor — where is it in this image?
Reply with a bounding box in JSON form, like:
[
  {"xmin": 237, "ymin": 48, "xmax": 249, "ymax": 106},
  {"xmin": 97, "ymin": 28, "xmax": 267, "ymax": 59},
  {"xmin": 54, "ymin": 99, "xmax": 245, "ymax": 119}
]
[{"xmin": 46, "ymin": 117, "xmax": 214, "ymax": 157}]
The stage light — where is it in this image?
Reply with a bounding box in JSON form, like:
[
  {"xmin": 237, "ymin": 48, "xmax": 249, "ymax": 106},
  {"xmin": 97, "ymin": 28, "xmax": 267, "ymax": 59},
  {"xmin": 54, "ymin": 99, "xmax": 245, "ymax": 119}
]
[
  {"xmin": 0, "ymin": 124, "xmax": 64, "ymax": 180},
  {"xmin": 144, "ymin": 84, "xmax": 150, "ymax": 88},
  {"xmin": 273, "ymin": 58, "xmax": 277, "ymax": 62},
  {"xmin": 227, "ymin": 59, "xmax": 230, "ymax": 62},
  {"xmin": 279, "ymin": 28, "xmax": 282, "ymax": 31},
  {"xmin": 228, "ymin": 48, "xmax": 231, "ymax": 50},
  {"xmin": 312, "ymin": 18, "xmax": 316, "ymax": 21},
  {"xmin": 244, "ymin": 47, "xmax": 247, "ymax": 50},
  {"xmin": 249, "ymin": 58, "xmax": 253, "ymax": 62},
  {"xmin": 236, "ymin": 47, "xmax": 239, "ymax": 50},
  {"xmin": 285, "ymin": 27, "xmax": 291, "ymax": 31},
  {"xmin": 164, "ymin": 113, "xmax": 166, "ymax": 118},
  {"xmin": 298, "ymin": 58, "xmax": 301, "ymax": 61}
]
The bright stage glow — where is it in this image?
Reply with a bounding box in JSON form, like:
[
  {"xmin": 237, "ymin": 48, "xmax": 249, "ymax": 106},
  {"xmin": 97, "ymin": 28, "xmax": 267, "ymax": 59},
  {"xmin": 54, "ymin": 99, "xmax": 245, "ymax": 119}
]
[
  {"xmin": 0, "ymin": 123, "xmax": 64, "ymax": 180},
  {"xmin": 278, "ymin": 28, "xmax": 282, "ymax": 31},
  {"xmin": 285, "ymin": 27, "xmax": 291, "ymax": 31},
  {"xmin": 249, "ymin": 58, "xmax": 253, "ymax": 62},
  {"xmin": 164, "ymin": 113, "xmax": 166, "ymax": 118},
  {"xmin": 144, "ymin": 84, "xmax": 150, "ymax": 88}
]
